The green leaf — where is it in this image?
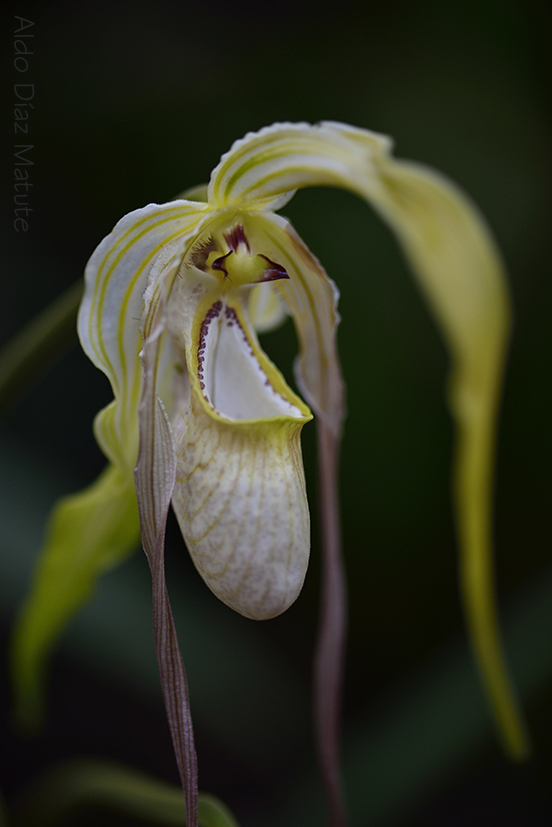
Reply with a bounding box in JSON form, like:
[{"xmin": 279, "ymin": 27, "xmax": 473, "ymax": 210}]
[
  {"xmin": 14, "ymin": 759, "xmax": 240, "ymax": 827},
  {"xmin": 11, "ymin": 464, "xmax": 140, "ymax": 729}
]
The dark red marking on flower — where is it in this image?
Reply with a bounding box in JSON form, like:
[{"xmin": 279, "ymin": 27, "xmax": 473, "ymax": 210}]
[
  {"xmin": 224, "ymin": 306, "xmax": 255, "ymax": 357},
  {"xmin": 211, "ymin": 250, "xmax": 232, "ymax": 281},
  {"xmin": 197, "ymin": 301, "xmax": 222, "ymax": 396},
  {"xmin": 225, "ymin": 306, "xmax": 239, "ymax": 322},
  {"xmin": 258, "ymin": 255, "xmax": 290, "ymax": 282},
  {"xmin": 224, "ymin": 224, "xmax": 250, "ymax": 253}
]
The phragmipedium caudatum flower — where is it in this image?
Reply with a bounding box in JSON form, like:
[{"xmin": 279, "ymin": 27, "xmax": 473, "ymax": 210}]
[{"xmin": 13, "ymin": 121, "xmax": 528, "ymax": 824}]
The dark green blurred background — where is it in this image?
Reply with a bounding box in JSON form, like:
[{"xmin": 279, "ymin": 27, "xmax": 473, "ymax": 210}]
[{"xmin": 2, "ymin": 1, "xmax": 552, "ymax": 824}]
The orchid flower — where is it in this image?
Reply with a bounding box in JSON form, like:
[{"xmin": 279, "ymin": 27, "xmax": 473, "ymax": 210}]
[{"xmin": 13, "ymin": 121, "xmax": 527, "ymax": 826}]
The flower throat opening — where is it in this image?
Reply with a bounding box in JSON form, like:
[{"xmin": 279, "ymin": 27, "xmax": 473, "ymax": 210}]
[{"xmin": 197, "ymin": 298, "xmax": 304, "ymax": 421}]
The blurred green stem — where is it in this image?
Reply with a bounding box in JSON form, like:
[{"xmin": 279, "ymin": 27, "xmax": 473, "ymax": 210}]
[
  {"xmin": 14, "ymin": 760, "xmax": 239, "ymax": 827},
  {"xmin": 0, "ymin": 280, "xmax": 82, "ymax": 415}
]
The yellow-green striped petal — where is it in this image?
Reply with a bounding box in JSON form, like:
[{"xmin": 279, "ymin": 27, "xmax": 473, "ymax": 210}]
[
  {"xmin": 78, "ymin": 201, "xmax": 208, "ymax": 470},
  {"xmin": 208, "ymin": 121, "xmax": 391, "ymax": 209}
]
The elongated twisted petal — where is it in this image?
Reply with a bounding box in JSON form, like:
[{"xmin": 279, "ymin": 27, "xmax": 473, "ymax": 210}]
[
  {"xmin": 209, "ymin": 124, "xmax": 508, "ymax": 426},
  {"xmin": 375, "ymin": 163, "xmax": 526, "ymax": 755},
  {"xmin": 78, "ymin": 201, "xmax": 208, "ymax": 470},
  {"xmin": 166, "ymin": 266, "xmax": 312, "ymax": 619},
  {"xmin": 209, "ymin": 121, "xmax": 526, "ymax": 755}
]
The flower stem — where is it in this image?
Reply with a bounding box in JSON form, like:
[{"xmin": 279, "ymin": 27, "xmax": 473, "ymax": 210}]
[{"xmin": 314, "ymin": 419, "xmax": 348, "ymax": 827}]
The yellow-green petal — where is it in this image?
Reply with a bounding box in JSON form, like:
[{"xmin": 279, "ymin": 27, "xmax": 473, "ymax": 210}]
[
  {"xmin": 210, "ymin": 120, "xmax": 527, "ymax": 755},
  {"xmin": 373, "ymin": 160, "xmax": 526, "ymax": 757},
  {"xmin": 208, "ymin": 121, "xmax": 391, "ymax": 210},
  {"xmin": 12, "ymin": 464, "xmax": 140, "ymax": 728}
]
